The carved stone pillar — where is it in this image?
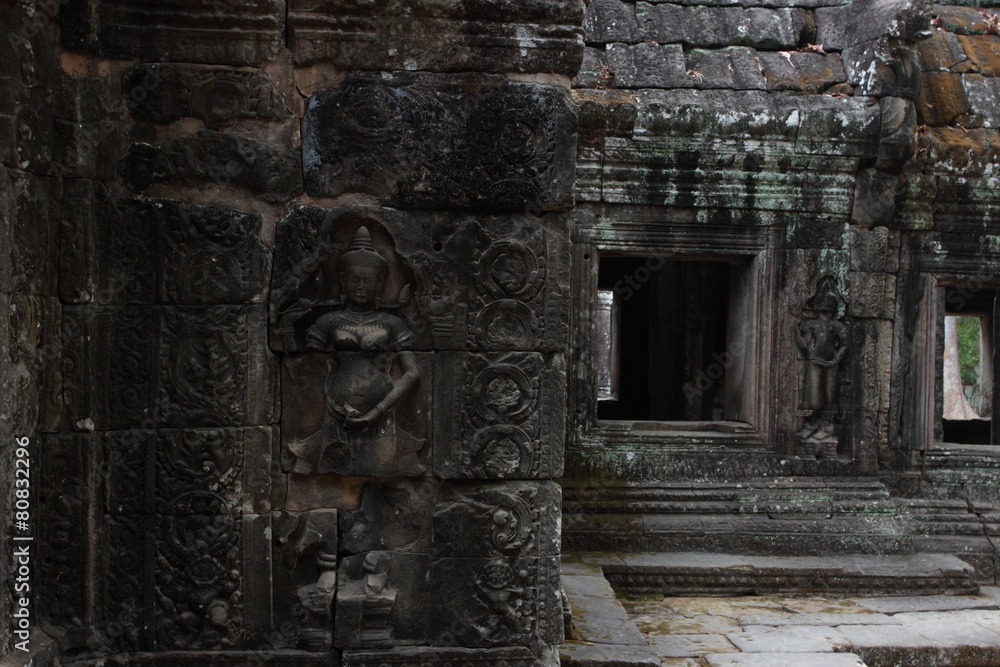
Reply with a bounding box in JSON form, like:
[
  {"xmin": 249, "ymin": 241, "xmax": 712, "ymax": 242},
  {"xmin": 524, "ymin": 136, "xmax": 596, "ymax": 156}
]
[
  {"xmin": 270, "ymin": 46, "xmax": 580, "ymax": 662},
  {"xmin": 43, "ymin": 1, "xmax": 583, "ymax": 663}
]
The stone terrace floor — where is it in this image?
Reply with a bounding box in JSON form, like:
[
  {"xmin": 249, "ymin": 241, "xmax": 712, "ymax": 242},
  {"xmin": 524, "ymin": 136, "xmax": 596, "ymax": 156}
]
[
  {"xmin": 623, "ymin": 588, "xmax": 1000, "ymax": 666},
  {"xmin": 561, "ymin": 556, "xmax": 1000, "ymax": 666}
]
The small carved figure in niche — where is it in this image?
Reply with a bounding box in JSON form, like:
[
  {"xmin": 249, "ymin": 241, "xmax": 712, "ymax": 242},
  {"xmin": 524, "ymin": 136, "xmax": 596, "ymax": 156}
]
[
  {"xmin": 289, "ymin": 226, "xmax": 423, "ymax": 475},
  {"xmin": 296, "ymin": 546, "xmax": 337, "ymax": 651},
  {"xmin": 796, "ymin": 276, "xmax": 849, "ymax": 459},
  {"xmin": 359, "ymin": 552, "xmax": 395, "ymax": 643},
  {"xmin": 336, "ymin": 551, "xmax": 397, "ymax": 647},
  {"xmin": 286, "ymin": 509, "xmax": 339, "ymax": 652},
  {"xmin": 474, "ymin": 560, "xmax": 525, "ymax": 643}
]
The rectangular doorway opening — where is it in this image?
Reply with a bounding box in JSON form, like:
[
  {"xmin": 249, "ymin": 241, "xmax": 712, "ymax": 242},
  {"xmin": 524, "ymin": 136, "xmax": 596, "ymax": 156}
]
[
  {"xmin": 596, "ymin": 257, "xmax": 733, "ymax": 422},
  {"xmin": 942, "ymin": 287, "xmax": 996, "ymax": 444}
]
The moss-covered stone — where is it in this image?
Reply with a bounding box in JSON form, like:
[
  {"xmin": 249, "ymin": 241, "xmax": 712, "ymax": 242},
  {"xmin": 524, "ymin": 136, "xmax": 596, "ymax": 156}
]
[
  {"xmin": 918, "ymin": 30, "xmax": 975, "ymax": 72},
  {"xmin": 758, "ymin": 51, "xmax": 847, "ymax": 93},
  {"xmin": 962, "ymin": 74, "xmax": 1000, "ymax": 127},
  {"xmin": 685, "ymin": 48, "xmax": 767, "ymax": 90},
  {"xmin": 957, "ymin": 34, "xmax": 1000, "ymax": 75},
  {"xmin": 637, "ymin": 3, "xmax": 814, "ymax": 49},
  {"xmin": 936, "ymin": 5, "xmax": 997, "ymax": 34},
  {"xmin": 917, "ymin": 71, "xmax": 972, "ymax": 125},
  {"xmin": 919, "ymin": 127, "xmax": 1000, "ymax": 176}
]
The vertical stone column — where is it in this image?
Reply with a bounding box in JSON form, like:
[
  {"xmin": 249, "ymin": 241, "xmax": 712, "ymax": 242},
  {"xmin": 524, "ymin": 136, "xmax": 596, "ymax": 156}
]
[
  {"xmin": 34, "ymin": 1, "xmax": 583, "ymax": 663},
  {"xmin": 271, "ymin": 5, "xmax": 584, "ymax": 662},
  {"xmin": 273, "ymin": 62, "xmax": 581, "ymax": 662},
  {"xmin": 2, "ymin": 0, "xmax": 72, "ymax": 660},
  {"xmin": 44, "ymin": 0, "xmax": 288, "ymax": 657}
]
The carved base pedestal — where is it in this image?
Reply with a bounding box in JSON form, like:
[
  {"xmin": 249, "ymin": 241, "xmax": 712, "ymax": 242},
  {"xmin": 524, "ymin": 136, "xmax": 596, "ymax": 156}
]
[
  {"xmin": 343, "ymin": 645, "xmax": 556, "ymax": 667},
  {"xmin": 796, "ymin": 414, "xmax": 842, "ymax": 461}
]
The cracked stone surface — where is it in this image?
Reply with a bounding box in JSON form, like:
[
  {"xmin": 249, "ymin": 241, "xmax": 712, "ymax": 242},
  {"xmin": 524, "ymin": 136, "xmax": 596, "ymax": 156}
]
[{"xmin": 618, "ymin": 589, "xmax": 1000, "ymax": 666}]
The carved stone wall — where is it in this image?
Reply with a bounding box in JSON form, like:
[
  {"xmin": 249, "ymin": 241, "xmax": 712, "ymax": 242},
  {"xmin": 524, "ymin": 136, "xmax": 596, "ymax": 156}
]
[
  {"xmin": 8, "ymin": 0, "xmax": 583, "ymax": 663},
  {"xmin": 566, "ymin": 0, "xmax": 931, "ymax": 488},
  {"xmin": 269, "ymin": 207, "xmax": 572, "ymax": 659},
  {"xmin": 560, "ymin": 0, "xmax": 1000, "ymax": 568},
  {"xmin": 1, "ymin": 0, "xmax": 64, "ymax": 660},
  {"xmin": 17, "ymin": 0, "xmax": 1000, "ymax": 660}
]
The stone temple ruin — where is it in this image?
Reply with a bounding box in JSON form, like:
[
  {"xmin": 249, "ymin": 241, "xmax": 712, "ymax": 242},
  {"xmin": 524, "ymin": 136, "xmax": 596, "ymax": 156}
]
[{"xmin": 5, "ymin": 0, "xmax": 1000, "ymax": 664}]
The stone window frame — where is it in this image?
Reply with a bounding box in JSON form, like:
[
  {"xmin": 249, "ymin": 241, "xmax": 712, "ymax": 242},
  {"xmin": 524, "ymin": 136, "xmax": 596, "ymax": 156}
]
[
  {"xmin": 568, "ymin": 216, "xmax": 780, "ymax": 451},
  {"xmin": 903, "ymin": 269, "xmax": 1000, "ymax": 454}
]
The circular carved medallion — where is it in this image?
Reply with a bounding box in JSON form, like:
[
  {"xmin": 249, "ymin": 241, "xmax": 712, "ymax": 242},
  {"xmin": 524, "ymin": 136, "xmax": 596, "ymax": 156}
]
[
  {"xmin": 473, "ymin": 363, "xmax": 535, "ymax": 424},
  {"xmin": 336, "ymin": 86, "xmax": 402, "ymax": 142},
  {"xmin": 192, "ymin": 79, "xmax": 244, "ymax": 126},
  {"xmin": 480, "ymin": 560, "xmax": 516, "ymax": 590},
  {"xmin": 472, "ymin": 425, "xmax": 532, "ymax": 479},
  {"xmin": 474, "ymin": 300, "xmax": 537, "ymax": 350},
  {"xmin": 477, "ymin": 240, "xmax": 543, "ymax": 301}
]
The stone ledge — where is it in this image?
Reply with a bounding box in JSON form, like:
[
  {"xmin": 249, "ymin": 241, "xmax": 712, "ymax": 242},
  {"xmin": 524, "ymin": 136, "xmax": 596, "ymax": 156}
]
[
  {"xmin": 560, "ymin": 643, "xmax": 662, "ymax": 666},
  {"xmin": 855, "ymin": 587, "xmax": 1000, "ymax": 614},
  {"xmin": 704, "ymin": 654, "xmax": 867, "ymax": 666},
  {"xmin": 45, "ymin": 651, "xmax": 336, "ymax": 666},
  {"xmin": 583, "ymin": 552, "xmax": 979, "ymax": 596},
  {"xmin": 561, "ymin": 562, "xmax": 661, "ymax": 666}
]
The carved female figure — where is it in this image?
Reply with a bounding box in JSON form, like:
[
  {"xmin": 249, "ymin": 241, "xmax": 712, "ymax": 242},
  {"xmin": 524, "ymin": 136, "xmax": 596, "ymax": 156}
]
[
  {"xmin": 797, "ymin": 278, "xmax": 848, "ymax": 411},
  {"xmin": 795, "ymin": 276, "xmax": 848, "ymax": 457},
  {"xmin": 294, "ymin": 226, "xmax": 422, "ymax": 475}
]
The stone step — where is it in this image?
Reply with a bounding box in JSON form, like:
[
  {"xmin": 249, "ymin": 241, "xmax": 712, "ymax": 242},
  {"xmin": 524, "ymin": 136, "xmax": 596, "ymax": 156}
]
[
  {"xmin": 584, "ymin": 552, "xmax": 979, "ymax": 597},
  {"xmin": 561, "ymin": 561, "xmax": 661, "ymax": 667},
  {"xmin": 562, "ymin": 478, "xmax": 919, "ymax": 557}
]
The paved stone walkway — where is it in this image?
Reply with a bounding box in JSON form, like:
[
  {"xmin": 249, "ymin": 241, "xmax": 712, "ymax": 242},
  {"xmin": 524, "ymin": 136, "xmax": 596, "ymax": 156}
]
[
  {"xmin": 561, "ymin": 558, "xmax": 1000, "ymax": 666},
  {"xmin": 623, "ymin": 588, "xmax": 1000, "ymax": 666}
]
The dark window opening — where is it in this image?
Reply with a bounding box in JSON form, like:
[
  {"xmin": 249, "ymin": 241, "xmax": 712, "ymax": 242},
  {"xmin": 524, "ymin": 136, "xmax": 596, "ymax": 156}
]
[
  {"xmin": 597, "ymin": 257, "xmax": 732, "ymax": 422},
  {"xmin": 942, "ymin": 287, "xmax": 995, "ymax": 445}
]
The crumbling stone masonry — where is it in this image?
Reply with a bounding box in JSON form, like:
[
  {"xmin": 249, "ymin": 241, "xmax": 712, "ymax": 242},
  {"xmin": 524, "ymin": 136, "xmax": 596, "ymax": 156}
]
[{"xmin": 5, "ymin": 0, "xmax": 1000, "ymax": 664}]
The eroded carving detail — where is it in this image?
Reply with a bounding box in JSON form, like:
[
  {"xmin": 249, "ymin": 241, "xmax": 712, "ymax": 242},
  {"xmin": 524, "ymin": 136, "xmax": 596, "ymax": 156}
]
[
  {"xmin": 302, "ymin": 74, "xmax": 576, "ymax": 211},
  {"xmin": 336, "ymin": 552, "xmax": 396, "ymax": 648},
  {"xmin": 470, "ymin": 226, "xmax": 550, "ymax": 351},
  {"xmin": 63, "ymin": 1, "xmax": 285, "ymax": 66},
  {"xmin": 154, "ymin": 494, "xmax": 241, "ymax": 650},
  {"xmin": 473, "ymin": 560, "xmax": 528, "ymax": 645},
  {"xmin": 341, "ymin": 480, "xmax": 436, "ymax": 555},
  {"xmin": 156, "ymin": 429, "xmax": 242, "ymax": 513},
  {"xmin": 796, "ymin": 275, "xmax": 849, "ymax": 459},
  {"xmin": 336, "ymin": 552, "xmax": 431, "ymax": 649},
  {"xmin": 123, "ymin": 64, "xmax": 290, "ymax": 128},
  {"xmin": 159, "ymin": 308, "xmax": 248, "ymax": 428},
  {"xmin": 104, "ymin": 514, "xmax": 146, "ymax": 651},
  {"xmin": 38, "ymin": 435, "xmax": 97, "ymax": 650},
  {"xmin": 290, "ymin": 510, "xmax": 339, "ymax": 652},
  {"xmin": 433, "ymin": 482, "xmax": 560, "ymax": 560},
  {"xmin": 428, "ymin": 556, "xmax": 561, "ymax": 647},
  {"xmin": 410, "ymin": 250, "xmax": 465, "ymax": 344},
  {"xmin": 287, "ymin": 227, "xmax": 425, "ymax": 476},
  {"xmin": 122, "ymin": 131, "xmax": 303, "ymax": 202},
  {"xmin": 287, "ymin": 2, "xmax": 585, "ymax": 75}
]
